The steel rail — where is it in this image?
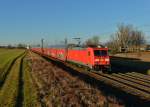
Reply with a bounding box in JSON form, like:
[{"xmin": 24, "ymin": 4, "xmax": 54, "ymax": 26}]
[
  {"xmin": 112, "ymin": 73, "xmax": 150, "ymax": 88},
  {"xmin": 117, "ymin": 73, "xmax": 150, "ymax": 84},
  {"xmin": 89, "ymin": 72, "xmax": 150, "ymax": 101},
  {"xmin": 126, "ymin": 72, "xmax": 150, "ymax": 81},
  {"xmin": 94, "ymin": 72, "xmax": 150, "ymax": 94}
]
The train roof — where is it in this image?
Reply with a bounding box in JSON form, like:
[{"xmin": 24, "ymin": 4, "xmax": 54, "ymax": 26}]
[{"xmin": 68, "ymin": 45, "xmax": 107, "ymax": 50}]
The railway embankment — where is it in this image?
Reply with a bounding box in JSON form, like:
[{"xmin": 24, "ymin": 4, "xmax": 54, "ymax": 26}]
[
  {"xmin": 32, "ymin": 51, "xmax": 150, "ymax": 107},
  {"xmin": 28, "ymin": 51, "xmax": 124, "ymax": 107},
  {"xmin": 111, "ymin": 52, "xmax": 150, "ymax": 74}
]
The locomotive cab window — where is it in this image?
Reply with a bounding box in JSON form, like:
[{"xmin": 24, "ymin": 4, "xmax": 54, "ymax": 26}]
[{"xmin": 94, "ymin": 50, "xmax": 107, "ymax": 56}]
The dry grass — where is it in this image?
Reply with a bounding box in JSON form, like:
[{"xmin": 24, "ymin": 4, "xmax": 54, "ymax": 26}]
[
  {"xmin": 23, "ymin": 57, "xmax": 40, "ymax": 107},
  {"xmin": 29, "ymin": 52, "xmax": 124, "ymax": 107}
]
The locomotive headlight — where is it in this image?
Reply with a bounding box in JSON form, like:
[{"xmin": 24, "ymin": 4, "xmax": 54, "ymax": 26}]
[
  {"xmin": 100, "ymin": 59, "xmax": 104, "ymax": 61},
  {"xmin": 95, "ymin": 59, "xmax": 99, "ymax": 62},
  {"xmin": 105, "ymin": 58, "xmax": 109, "ymax": 61}
]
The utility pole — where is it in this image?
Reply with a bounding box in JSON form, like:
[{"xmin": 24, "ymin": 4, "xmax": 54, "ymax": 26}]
[
  {"xmin": 65, "ymin": 38, "xmax": 68, "ymax": 60},
  {"xmin": 41, "ymin": 38, "xmax": 44, "ymax": 53}
]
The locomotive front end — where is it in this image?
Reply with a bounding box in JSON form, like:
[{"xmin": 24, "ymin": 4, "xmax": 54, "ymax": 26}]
[{"xmin": 93, "ymin": 48, "xmax": 111, "ymax": 71}]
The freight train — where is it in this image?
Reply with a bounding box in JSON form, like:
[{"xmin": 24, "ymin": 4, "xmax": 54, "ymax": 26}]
[{"xmin": 31, "ymin": 46, "xmax": 111, "ymax": 72}]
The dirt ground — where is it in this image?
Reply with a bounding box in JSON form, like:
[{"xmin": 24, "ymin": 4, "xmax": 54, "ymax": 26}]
[
  {"xmin": 114, "ymin": 52, "xmax": 150, "ymax": 62},
  {"xmin": 28, "ymin": 53, "xmax": 124, "ymax": 107}
]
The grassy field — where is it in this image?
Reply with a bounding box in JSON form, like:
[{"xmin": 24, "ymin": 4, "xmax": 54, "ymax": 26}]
[
  {"xmin": 0, "ymin": 49, "xmax": 39, "ymax": 107},
  {"xmin": 0, "ymin": 49, "xmax": 25, "ymax": 87},
  {"xmin": 0, "ymin": 49, "xmax": 24, "ymax": 69},
  {"xmin": 0, "ymin": 54, "xmax": 25, "ymax": 106}
]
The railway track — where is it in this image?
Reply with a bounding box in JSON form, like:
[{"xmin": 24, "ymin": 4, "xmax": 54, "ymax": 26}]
[
  {"xmin": 93, "ymin": 72, "xmax": 150, "ymax": 101},
  {"xmin": 32, "ymin": 51, "xmax": 150, "ymax": 106},
  {"xmin": 65, "ymin": 62, "xmax": 150, "ymax": 103}
]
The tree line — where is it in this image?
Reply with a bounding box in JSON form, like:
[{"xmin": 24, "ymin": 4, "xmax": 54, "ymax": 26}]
[
  {"xmin": 0, "ymin": 44, "xmax": 27, "ymax": 49},
  {"xmin": 84, "ymin": 23, "xmax": 146, "ymax": 53},
  {"xmin": 106, "ymin": 24, "xmax": 145, "ymax": 53}
]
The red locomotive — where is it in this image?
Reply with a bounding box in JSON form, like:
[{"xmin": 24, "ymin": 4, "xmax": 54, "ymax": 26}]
[{"xmin": 32, "ymin": 46, "xmax": 111, "ymax": 72}]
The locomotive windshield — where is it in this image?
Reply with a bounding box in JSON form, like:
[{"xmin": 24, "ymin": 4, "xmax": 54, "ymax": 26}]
[{"xmin": 94, "ymin": 50, "xmax": 107, "ymax": 56}]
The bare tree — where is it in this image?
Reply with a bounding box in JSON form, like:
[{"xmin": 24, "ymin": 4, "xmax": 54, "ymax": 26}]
[
  {"xmin": 106, "ymin": 35, "xmax": 119, "ymax": 54},
  {"xmin": 85, "ymin": 36, "xmax": 100, "ymax": 46},
  {"xmin": 116, "ymin": 24, "xmax": 133, "ymax": 52},
  {"xmin": 106, "ymin": 23, "xmax": 146, "ymax": 53},
  {"xmin": 17, "ymin": 43, "xmax": 26, "ymax": 49},
  {"xmin": 130, "ymin": 30, "xmax": 145, "ymax": 52}
]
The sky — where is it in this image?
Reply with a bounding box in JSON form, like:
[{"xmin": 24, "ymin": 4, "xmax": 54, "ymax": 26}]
[{"xmin": 0, "ymin": 0, "xmax": 150, "ymax": 46}]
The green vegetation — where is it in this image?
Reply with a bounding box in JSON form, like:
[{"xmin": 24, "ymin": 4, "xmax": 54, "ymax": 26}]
[
  {"xmin": 0, "ymin": 49, "xmax": 39, "ymax": 106},
  {"xmin": 23, "ymin": 58, "xmax": 39, "ymax": 107},
  {"xmin": 0, "ymin": 49, "xmax": 25, "ymax": 69},
  {"xmin": 0, "ymin": 53, "xmax": 25, "ymax": 106},
  {"xmin": 0, "ymin": 49, "xmax": 25, "ymax": 87}
]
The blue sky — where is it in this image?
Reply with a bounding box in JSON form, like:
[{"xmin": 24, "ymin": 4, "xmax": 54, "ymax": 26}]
[{"xmin": 0, "ymin": 0, "xmax": 150, "ymax": 45}]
